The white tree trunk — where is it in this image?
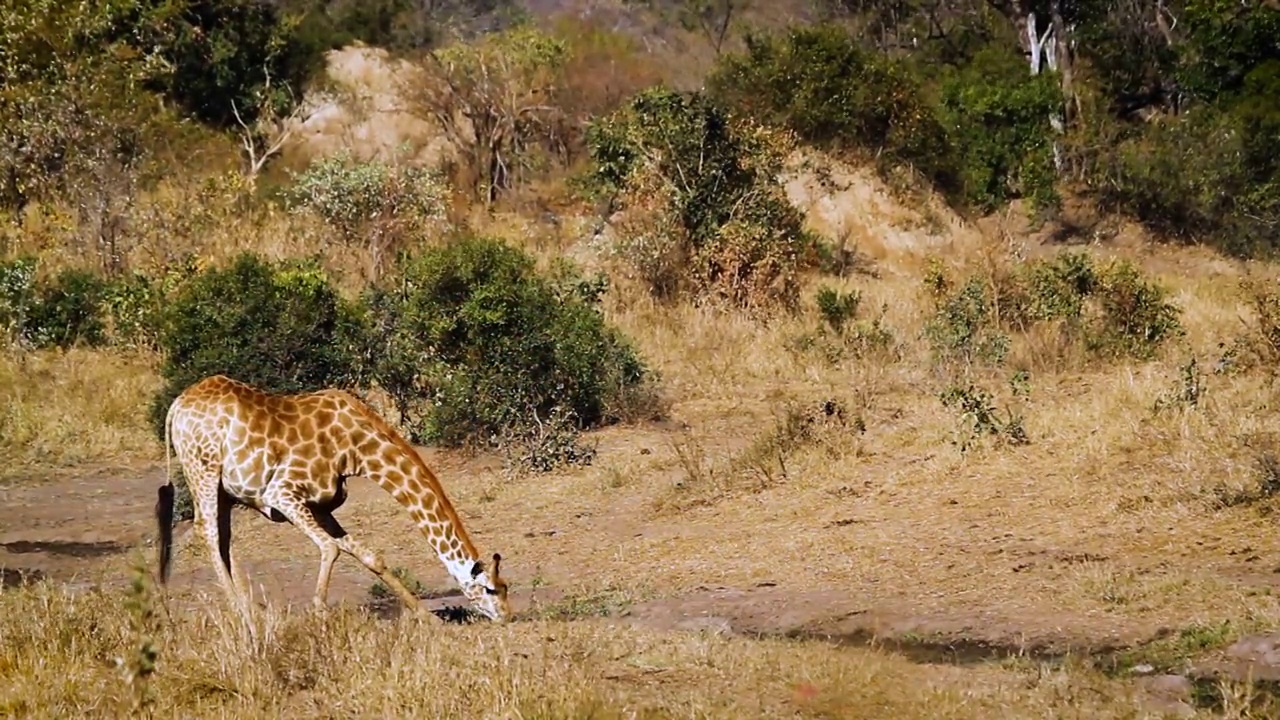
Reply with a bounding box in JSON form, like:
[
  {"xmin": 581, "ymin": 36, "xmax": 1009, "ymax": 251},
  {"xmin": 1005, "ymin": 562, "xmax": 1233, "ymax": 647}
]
[{"xmin": 1025, "ymin": 11, "xmax": 1065, "ymax": 172}]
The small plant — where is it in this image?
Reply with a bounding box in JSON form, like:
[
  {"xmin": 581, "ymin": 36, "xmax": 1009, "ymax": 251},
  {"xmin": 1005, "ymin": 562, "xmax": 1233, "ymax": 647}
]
[
  {"xmin": 498, "ymin": 404, "xmax": 598, "ymax": 475},
  {"xmin": 1154, "ymin": 356, "xmax": 1205, "ymax": 412},
  {"xmin": 119, "ymin": 556, "xmax": 160, "ymax": 713},
  {"xmin": 815, "ymin": 285, "xmax": 860, "ymax": 334},
  {"xmin": 736, "ymin": 405, "xmax": 816, "ymax": 488},
  {"xmin": 370, "ymin": 566, "xmax": 430, "ymax": 601},
  {"xmin": 939, "ymin": 380, "xmax": 1030, "ymax": 453}
]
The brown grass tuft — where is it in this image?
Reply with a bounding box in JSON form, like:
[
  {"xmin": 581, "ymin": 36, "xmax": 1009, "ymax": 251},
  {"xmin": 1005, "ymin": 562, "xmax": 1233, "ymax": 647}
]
[{"xmin": 0, "ymin": 583, "xmax": 1161, "ymax": 719}]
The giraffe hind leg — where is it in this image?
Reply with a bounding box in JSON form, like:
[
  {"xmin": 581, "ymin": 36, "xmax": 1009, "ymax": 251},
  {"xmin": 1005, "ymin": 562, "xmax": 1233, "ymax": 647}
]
[{"xmin": 190, "ymin": 466, "xmax": 256, "ymax": 633}]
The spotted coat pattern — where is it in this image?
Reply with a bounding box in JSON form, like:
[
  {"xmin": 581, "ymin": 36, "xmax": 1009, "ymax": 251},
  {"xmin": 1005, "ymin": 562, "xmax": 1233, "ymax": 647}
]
[{"xmin": 155, "ymin": 375, "xmax": 510, "ymax": 626}]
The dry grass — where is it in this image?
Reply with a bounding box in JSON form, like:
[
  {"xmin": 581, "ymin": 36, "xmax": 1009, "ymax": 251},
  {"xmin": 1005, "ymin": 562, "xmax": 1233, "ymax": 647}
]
[
  {"xmin": 9, "ymin": 136, "xmax": 1280, "ymax": 717},
  {"xmin": 0, "ymin": 580, "xmax": 1162, "ymax": 720},
  {"xmin": 0, "ymin": 348, "xmax": 161, "ymax": 479}
]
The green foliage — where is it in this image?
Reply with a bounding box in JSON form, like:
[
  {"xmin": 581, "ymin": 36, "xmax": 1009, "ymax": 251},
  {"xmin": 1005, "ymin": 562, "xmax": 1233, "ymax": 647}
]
[
  {"xmin": 1089, "ymin": 99, "xmax": 1280, "ymax": 257},
  {"xmin": 585, "ymin": 86, "xmax": 811, "ymax": 309},
  {"xmin": 415, "ymin": 23, "xmax": 568, "ymax": 203},
  {"xmin": 1071, "ymin": 1, "xmax": 1280, "ymax": 257},
  {"xmin": 122, "ymin": 0, "xmax": 326, "ymax": 127},
  {"xmin": 0, "ymin": 257, "xmax": 176, "ymax": 351},
  {"xmin": 786, "ymin": 285, "xmax": 896, "ymax": 366},
  {"xmin": 939, "ymin": 377, "xmax": 1030, "ymax": 453},
  {"xmin": 362, "ymin": 234, "xmax": 649, "ymax": 463},
  {"xmin": 923, "ymin": 271, "xmax": 1012, "ymax": 366},
  {"xmin": 1177, "ymin": 0, "xmax": 1280, "ymax": 103},
  {"xmin": 287, "ymin": 151, "xmax": 451, "ymax": 238},
  {"xmin": 286, "ymin": 151, "xmax": 452, "ymax": 276},
  {"xmin": 147, "ymin": 253, "xmax": 368, "ymax": 440},
  {"xmin": 25, "ymin": 269, "xmax": 110, "ymax": 349},
  {"xmin": 0, "ymin": 257, "xmax": 39, "ymax": 343},
  {"xmin": 707, "ymin": 24, "xmax": 1061, "ymax": 212},
  {"xmin": 0, "ymin": 0, "xmax": 159, "ymax": 211},
  {"xmin": 937, "ymin": 46, "xmax": 1063, "ymax": 212},
  {"xmin": 815, "ymin": 286, "xmax": 860, "ymax": 334},
  {"xmin": 924, "ymin": 252, "xmax": 1183, "ymax": 366},
  {"xmin": 708, "ymin": 24, "xmax": 952, "ymax": 185}
]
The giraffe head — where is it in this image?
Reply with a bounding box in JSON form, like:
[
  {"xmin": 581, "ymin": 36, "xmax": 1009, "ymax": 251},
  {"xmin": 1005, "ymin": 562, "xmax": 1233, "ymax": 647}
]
[{"xmin": 463, "ymin": 552, "xmax": 511, "ymax": 622}]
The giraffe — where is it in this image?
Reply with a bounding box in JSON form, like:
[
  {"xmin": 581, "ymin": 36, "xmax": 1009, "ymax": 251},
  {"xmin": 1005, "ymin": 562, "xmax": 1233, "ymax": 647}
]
[{"xmin": 154, "ymin": 374, "xmax": 511, "ymax": 627}]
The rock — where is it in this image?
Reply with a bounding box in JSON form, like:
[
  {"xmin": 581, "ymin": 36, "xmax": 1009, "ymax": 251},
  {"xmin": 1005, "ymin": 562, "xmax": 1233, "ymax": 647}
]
[
  {"xmin": 1189, "ymin": 633, "xmax": 1280, "ymax": 683},
  {"xmin": 1225, "ymin": 633, "xmax": 1280, "ymax": 666},
  {"xmin": 1135, "ymin": 674, "xmax": 1196, "ymax": 719}
]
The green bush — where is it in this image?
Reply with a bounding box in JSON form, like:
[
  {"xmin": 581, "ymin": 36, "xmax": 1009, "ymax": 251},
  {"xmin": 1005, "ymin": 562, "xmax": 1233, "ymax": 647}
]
[
  {"xmin": 1088, "ymin": 101, "xmax": 1280, "ymax": 258},
  {"xmin": 937, "ymin": 46, "xmax": 1062, "ymax": 212},
  {"xmin": 121, "ymin": 0, "xmax": 327, "ymax": 127},
  {"xmin": 362, "ymin": 233, "xmax": 649, "ymax": 461},
  {"xmin": 0, "ymin": 257, "xmax": 168, "ymax": 350},
  {"xmin": 0, "ymin": 257, "xmax": 40, "ymax": 344},
  {"xmin": 924, "ymin": 251, "xmax": 1183, "ymax": 365},
  {"xmin": 147, "ymin": 253, "xmax": 368, "ymax": 440},
  {"xmin": 585, "ymin": 86, "xmax": 813, "ymax": 309},
  {"xmin": 285, "ymin": 151, "xmax": 452, "ymax": 276},
  {"xmin": 707, "ymin": 24, "xmax": 954, "ymax": 189},
  {"xmin": 25, "ymin": 268, "xmax": 109, "ymax": 349},
  {"xmin": 1075, "ymin": 2, "xmax": 1280, "ymax": 258}
]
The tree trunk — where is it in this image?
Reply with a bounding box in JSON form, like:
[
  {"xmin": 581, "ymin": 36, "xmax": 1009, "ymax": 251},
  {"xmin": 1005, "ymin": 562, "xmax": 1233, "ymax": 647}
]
[{"xmin": 1049, "ymin": 0, "xmax": 1078, "ymax": 125}]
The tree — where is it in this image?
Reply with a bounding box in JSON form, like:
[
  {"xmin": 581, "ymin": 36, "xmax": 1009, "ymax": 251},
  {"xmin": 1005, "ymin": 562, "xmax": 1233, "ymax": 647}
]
[
  {"xmin": 401, "ymin": 24, "xmax": 568, "ymax": 206},
  {"xmin": 624, "ymin": 0, "xmax": 749, "ymax": 55}
]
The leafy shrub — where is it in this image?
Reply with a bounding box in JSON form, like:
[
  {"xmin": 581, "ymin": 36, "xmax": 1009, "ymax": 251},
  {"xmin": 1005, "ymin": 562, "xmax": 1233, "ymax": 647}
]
[
  {"xmin": 286, "ymin": 151, "xmax": 452, "ymax": 277},
  {"xmin": 924, "ymin": 252, "xmax": 1183, "ymax": 365},
  {"xmin": 362, "ymin": 233, "xmax": 650, "ymax": 463},
  {"xmin": 923, "ymin": 267, "xmax": 1013, "ymax": 366},
  {"xmin": 0, "ymin": 257, "xmax": 171, "ymax": 350},
  {"xmin": 122, "ymin": 0, "xmax": 327, "ymax": 127},
  {"xmin": 815, "ymin": 286, "xmax": 860, "ymax": 334},
  {"xmin": 25, "ymin": 268, "xmax": 109, "ymax": 348},
  {"xmin": 0, "ymin": 257, "xmax": 39, "ymax": 344},
  {"xmin": 1088, "ymin": 103, "xmax": 1280, "ymax": 258},
  {"xmin": 585, "ymin": 86, "xmax": 812, "ymax": 309},
  {"xmin": 939, "ymin": 376, "xmax": 1031, "ymax": 453},
  {"xmin": 707, "ymin": 24, "xmax": 954, "ymax": 189},
  {"xmin": 147, "ymin": 252, "xmax": 368, "ymax": 440},
  {"xmin": 787, "ymin": 285, "xmax": 896, "ymax": 365},
  {"xmin": 937, "ymin": 45, "xmax": 1063, "ymax": 212}
]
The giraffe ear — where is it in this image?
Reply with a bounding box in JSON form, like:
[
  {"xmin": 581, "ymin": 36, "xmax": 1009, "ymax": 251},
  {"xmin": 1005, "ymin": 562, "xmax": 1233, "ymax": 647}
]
[
  {"xmin": 470, "ymin": 560, "xmax": 484, "ymax": 578},
  {"xmin": 492, "ymin": 553, "xmax": 502, "ymax": 577}
]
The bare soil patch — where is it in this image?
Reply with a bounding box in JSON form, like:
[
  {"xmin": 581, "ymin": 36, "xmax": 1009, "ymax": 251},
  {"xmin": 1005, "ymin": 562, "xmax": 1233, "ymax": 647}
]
[{"xmin": 1, "ymin": 443, "xmax": 1272, "ymax": 684}]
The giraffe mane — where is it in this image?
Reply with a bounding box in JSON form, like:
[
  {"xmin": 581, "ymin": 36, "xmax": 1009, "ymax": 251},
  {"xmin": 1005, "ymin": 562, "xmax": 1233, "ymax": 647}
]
[{"xmin": 336, "ymin": 390, "xmax": 483, "ymax": 562}]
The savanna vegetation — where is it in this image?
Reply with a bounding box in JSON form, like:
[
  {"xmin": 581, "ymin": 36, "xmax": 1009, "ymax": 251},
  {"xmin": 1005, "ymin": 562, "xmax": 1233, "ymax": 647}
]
[{"xmin": 3, "ymin": 0, "xmax": 1280, "ymax": 717}]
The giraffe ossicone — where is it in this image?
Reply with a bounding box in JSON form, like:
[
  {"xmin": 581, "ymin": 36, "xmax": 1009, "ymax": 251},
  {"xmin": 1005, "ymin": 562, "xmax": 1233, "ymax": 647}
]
[{"xmin": 154, "ymin": 374, "xmax": 511, "ymax": 626}]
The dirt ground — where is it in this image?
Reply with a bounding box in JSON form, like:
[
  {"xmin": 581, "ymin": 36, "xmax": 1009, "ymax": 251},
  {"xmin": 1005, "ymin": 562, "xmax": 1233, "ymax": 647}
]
[{"xmin": 4, "ymin": 420, "xmax": 1280, "ymax": 672}]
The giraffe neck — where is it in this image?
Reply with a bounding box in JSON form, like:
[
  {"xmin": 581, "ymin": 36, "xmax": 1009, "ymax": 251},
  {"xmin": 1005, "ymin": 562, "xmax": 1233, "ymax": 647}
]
[{"xmin": 359, "ymin": 450, "xmax": 482, "ymax": 589}]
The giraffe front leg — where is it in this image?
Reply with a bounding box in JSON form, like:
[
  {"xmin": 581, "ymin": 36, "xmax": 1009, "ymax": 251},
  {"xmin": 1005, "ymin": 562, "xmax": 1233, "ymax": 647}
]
[
  {"xmin": 261, "ymin": 490, "xmax": 351, "ymax": 615},
  {"xmin": 314, "ymin": 509, "xmax": 428, "ymax": 618}
]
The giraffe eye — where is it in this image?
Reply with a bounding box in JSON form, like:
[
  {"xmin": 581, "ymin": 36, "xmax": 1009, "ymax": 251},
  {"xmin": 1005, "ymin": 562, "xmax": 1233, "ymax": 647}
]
[{"xmin": 483, "ymin": 586, "xmax": 498, "ymax": 595}]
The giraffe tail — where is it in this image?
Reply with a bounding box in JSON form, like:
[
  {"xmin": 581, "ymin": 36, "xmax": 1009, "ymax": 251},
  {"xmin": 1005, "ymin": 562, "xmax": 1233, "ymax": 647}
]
[{"xmin": 155, "ymin": 399, "xmax": 178, "ymax": 585}]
